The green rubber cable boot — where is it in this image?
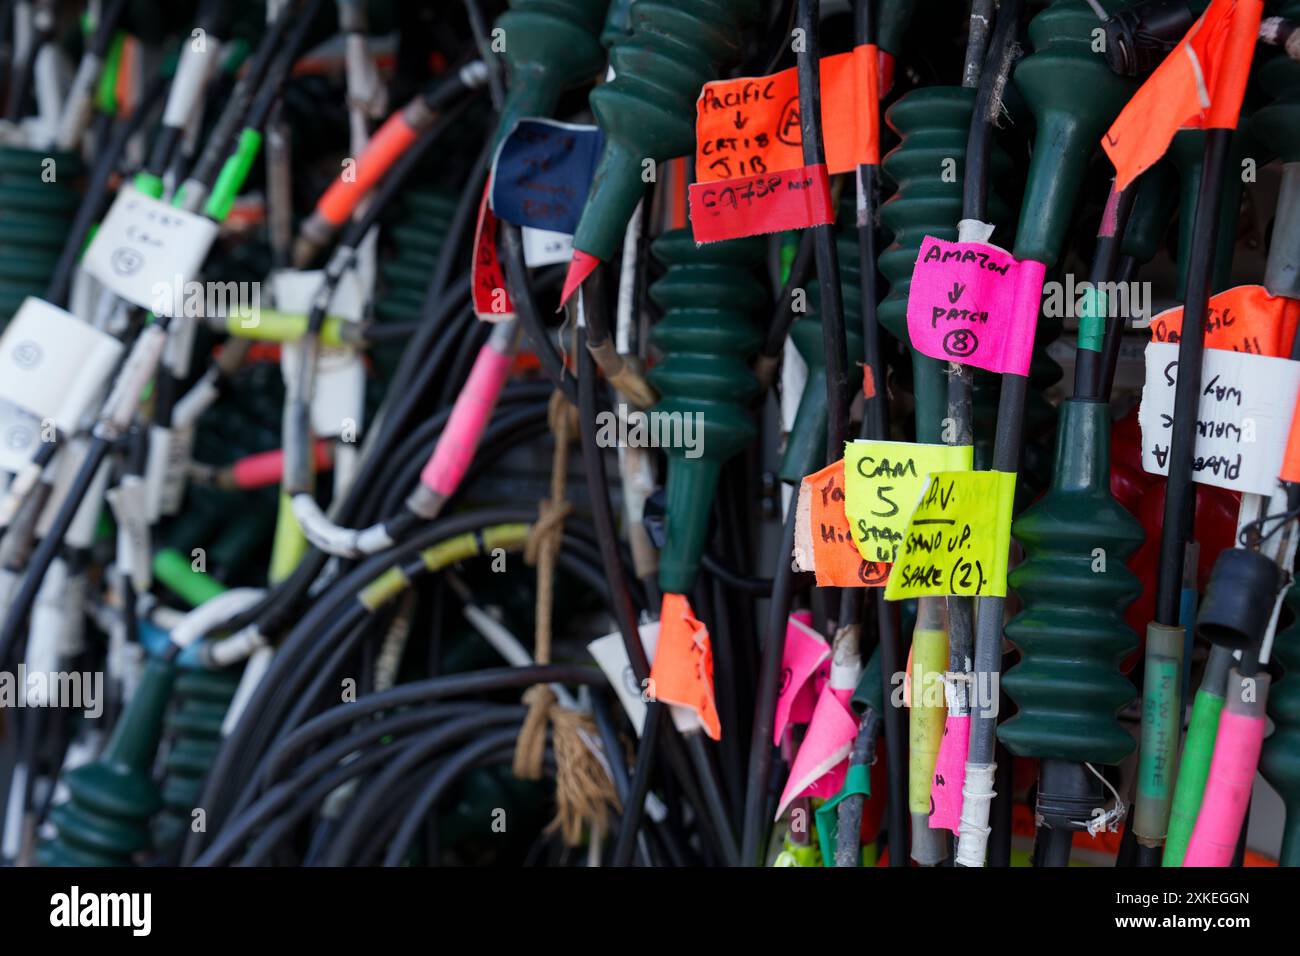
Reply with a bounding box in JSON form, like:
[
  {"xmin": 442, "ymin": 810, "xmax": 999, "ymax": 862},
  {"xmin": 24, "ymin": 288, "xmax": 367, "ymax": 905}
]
[
  {"xmin": 1169, "ymin": 125, "xmax": 1263, "ymax": 297},
  {"xmin": 1261, "ymin": 581, "xmax": 1300, "ymax": 865},
  {"xmin": 601, "ymin": 0, "xmax": 635, "ymax": 46},
  {"xmin": 1010, "ymin": 1, "xmax": 1137, "ymax": 266},
  {"xmin": 996, "ymin": 0, "xmax": 1141, "ymax": 845},
  {"xmin": 0, "ymin": 147, "xmax": 82, "ymax": 322},
  {"xmin": 38, "ymin": 658, "xmax": 178, "ymax": 866},
  {"xmin": 877, "ymin": 88, "xmax": 1012, "ymax": 444},
  {"xmin": 152, "ymin": 669, "xmax": 243, "ymax": 857},
  {"xmin": 1251, "ymin": 0, "xmax": 1300, "ymax": 300},
  {"xmin": 572, "ymin": 0, "xmax": 765, "ymax": 262},
  {"xmin": 779, "ymin": 230, "xmax": 865, "ymax": 483},
  {"xmin": 491, "ymin": 0, "xmax": 610, "ymax": 147},
  {"xmin": 647, "ymin": 230, "xmax": 765, "ymax": 594},
  {"xmin": 1000, "ymin": 401, "xmax": 1144, "ymax": 764}
]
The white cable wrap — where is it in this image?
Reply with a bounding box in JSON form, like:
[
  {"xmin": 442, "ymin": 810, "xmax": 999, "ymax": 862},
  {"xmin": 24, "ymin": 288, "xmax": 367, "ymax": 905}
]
[
  {"xmin": 102, "ymin": 324, "xmax": 167, "ymax": 433},
  {"xmin": 163, "ymin": 42, "xmax": 217, "ymax": 130},
  {"xmin": 222, "ymin": 643, "xmax": 274, "ymax": 734},
  {"xmin": 292, "ymin": 493, "xmax": 392, "ymax": 558},
  {"xmin": 955, "ymin": 761, "xmax": 997, "ymax": 867},
  {"xmin": 169, "ymin": 587, "xmax": 265, "ymax": 649},
  {"xmin": 209, "ymin": 624, "xmax": 267, "ymax": 669},
  {"xmin": 143, "ymin": 425, "xmax": 170, "ymax": 523},
  {"xmin": 172, "ymin": 370, "xmax": 220, "ymax": 428},
  {"xmin": 106, "ymin": 474, "xmax": 151, "ymax": 592},
  {"xmin": 0, "ymin": 460, "xmax": 42, "ymax": 527},
  {"xmin": 54, "ymin": 53, "xmax": 98, "ymax": 150},
  {"xmin": 462, "ymin": 603, "xmax": 579, "ymax": 709},
  {"xmin": 26, "ymin": 557, "xmax": 69, "ymax": 706},
  {"xmin": 829, "ymin": 625, "xmax": 863, "ymax": 691},
  {"xmin": 957, "ymin": 218, "xmax": 997, "ymax": 244}
]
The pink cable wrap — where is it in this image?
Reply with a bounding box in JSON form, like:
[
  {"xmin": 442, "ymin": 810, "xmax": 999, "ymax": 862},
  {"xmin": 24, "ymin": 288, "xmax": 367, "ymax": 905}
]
[
  {"xmin": 1183, "ymin": 708, "xmax": 1265, "ymax": 866},
  {"xmin": 420, "ymin": 344, "xmax": 514, "ymax": 497},
  {"xmin": 930, "ymin": 713, "xmax": 971, "ymax": 834},
  {"xmin": 230, "ymin": 441, "xmax": 331, "ymax": 489}
]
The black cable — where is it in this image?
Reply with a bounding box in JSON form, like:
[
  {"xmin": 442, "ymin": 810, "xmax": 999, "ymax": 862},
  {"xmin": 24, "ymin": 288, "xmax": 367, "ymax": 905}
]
[
  {"xmin": 760, "ymin": 229, "xmax": 817, "ymax": 362},
  {"xmin": 0, "ymin": 436, "xmax": 110, "ymax": 666},
  {"xmin": 186, "ymin": 0, "xmax": 300, "ymax": 192},
  {"xmin": 740, "ymin": 500, "xmax": 803, "ymax": 865},
  {"xmin": 795, "ymin": 0, "xmax": 849, "ymax": 462},
  {"xmin": 46, "ymin": 71, "xmax": 170, "ymax": 308},
  {"xmin": 502, "ymin": 222, "xmax": 578, "ymax": 406},
  {"xmin": 182, "ymin": 509, "xmax": 542, "ymax": 862}
]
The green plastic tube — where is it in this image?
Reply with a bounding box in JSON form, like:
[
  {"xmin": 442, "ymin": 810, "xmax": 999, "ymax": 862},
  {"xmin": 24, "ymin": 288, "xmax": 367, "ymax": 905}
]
[
  {"xmin": 1163, "ymin": 643, "xmax": 1233, "ymax": 866},
  {"xmin": 153, "ymin": 547, "xmax": 227, "ymax": 607}
]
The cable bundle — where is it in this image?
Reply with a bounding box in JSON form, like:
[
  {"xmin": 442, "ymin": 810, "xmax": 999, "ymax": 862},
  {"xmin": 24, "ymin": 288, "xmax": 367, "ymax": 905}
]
[{"xmin": 0, "ymin": 0, "xmax": 1299, "ymax": 882}]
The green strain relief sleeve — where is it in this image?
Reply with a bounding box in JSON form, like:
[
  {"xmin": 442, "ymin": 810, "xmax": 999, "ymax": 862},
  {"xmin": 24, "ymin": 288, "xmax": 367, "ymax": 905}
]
[
  {"xmin": 204, "ymin": 128, "xmax": 263, "ymax": 222},
  {"xmin": 1163, "ymin": 688, "xmax": 1226, "ymax": 867},
  {"xmin": 153, "ymin": 547, "xmax": 228, "ymax": 607}
]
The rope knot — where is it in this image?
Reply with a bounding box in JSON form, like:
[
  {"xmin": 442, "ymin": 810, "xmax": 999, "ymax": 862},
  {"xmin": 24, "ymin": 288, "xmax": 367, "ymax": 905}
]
[
  {"xmin": 524, "ymin": 498, "xmax": 574, "ymax": 567},
  {"xmin": 512, "ymin": 683, "xmax": 557, "ymax": 781}
]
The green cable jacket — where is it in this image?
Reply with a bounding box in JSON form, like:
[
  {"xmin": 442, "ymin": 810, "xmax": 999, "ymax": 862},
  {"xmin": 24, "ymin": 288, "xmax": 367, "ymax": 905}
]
[
  {"xmin": 492, "ymin": 0, "xmax": 610, "ymax": 148},
  {"xmin": 647, "ymin": 230, "xmax": 765, "ymax": 595},
  {"xmin": 572, "ymin": 0, "xmax": 765, "ymax": 262}
]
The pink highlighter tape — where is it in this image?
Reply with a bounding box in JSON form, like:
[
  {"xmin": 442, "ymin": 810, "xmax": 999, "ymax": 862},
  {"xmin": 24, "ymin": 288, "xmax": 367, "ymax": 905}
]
[
  {"xmin": 420, "ymin": 341, "xmax": 515, "ymax": 497},
  {"xmin": 1183, "ymin": 671, "xmax": 1270, "ymax": 867},
  {"xmin": 230, "ymin": 440, "xmax": 332, "ymax": 490}
]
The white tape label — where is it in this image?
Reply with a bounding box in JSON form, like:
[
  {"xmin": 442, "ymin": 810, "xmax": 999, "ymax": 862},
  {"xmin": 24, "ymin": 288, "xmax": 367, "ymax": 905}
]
[
  {"xmin": 81, "ymin": 187, "xmax": 219, "ymax": 313},
  {"xmin": 521, "ymin": 227, "xmax": 575, "ymax": 267},
  {"xmin": 0, "ymin": 297, "xmax": 123, "ymax": 432},
  {"xmin": 271, "ymin": 269, "xmax": 366, "ymax": 323},
  {"xmin": 588, "ymin": 624, "xmax": 701, "ymax": 736},
  {"xmin": 280, "ymin": 341, "xmax": 365, "ymax": 439},
  {"xmin": 1139, "ymin": 341, "xmax": 1300, "ymax": 494}
]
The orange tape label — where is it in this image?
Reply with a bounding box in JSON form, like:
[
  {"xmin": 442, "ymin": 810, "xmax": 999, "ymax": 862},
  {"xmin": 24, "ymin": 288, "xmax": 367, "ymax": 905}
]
[{"xmin": 694, "ymin": 44, "xmax": 880, "ymax": 184}]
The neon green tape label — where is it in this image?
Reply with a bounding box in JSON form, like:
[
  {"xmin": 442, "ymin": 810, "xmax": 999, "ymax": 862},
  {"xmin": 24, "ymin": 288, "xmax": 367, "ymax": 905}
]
[
  {"xmin": 884, "ymin": 470, "xmax": 1016, "ymax": 600},
  {"xmin": 843, "ymin": 440, "xmax": 973, "ymax": 564},
  {"xmin": 908, "ymin": 627, "xmax": 949, "ymax": 814}
]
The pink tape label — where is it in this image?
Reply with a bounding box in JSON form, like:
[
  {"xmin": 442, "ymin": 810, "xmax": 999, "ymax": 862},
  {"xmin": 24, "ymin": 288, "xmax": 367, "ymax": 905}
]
[
  {"xmin": 905, "ymin": 236, "xmax": 1046, "ymax": 376},
  {"xmin": 774, "ymin": 684, "xmax": 857, "ymax": 821},
  {"xmin": 420, "ymin": 345, "xmax": 514, "ymax": 496},
  {"xmin": 773, "ymin": 613, "xmax": 831, "ymax": 746},
  {"xmin": 1184, "ymin": 709, "xmax": 1265, "ymax": 867},
  {"xmin": 929, "ymin": 713, "xmax": 970, "ymax": 833}
]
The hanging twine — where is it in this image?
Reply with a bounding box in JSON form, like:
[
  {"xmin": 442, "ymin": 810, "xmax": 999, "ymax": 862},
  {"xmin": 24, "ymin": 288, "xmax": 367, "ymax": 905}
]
[{"xmin": 513, "ymin": 390, "xmax": 620, "ymax": 844}]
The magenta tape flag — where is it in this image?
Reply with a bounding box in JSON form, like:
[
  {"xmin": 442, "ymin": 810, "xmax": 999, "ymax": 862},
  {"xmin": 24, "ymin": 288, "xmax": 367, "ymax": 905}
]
[{"xmin": 905, "ymin": 236, "xmax": 1046, "ymax": 376}]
